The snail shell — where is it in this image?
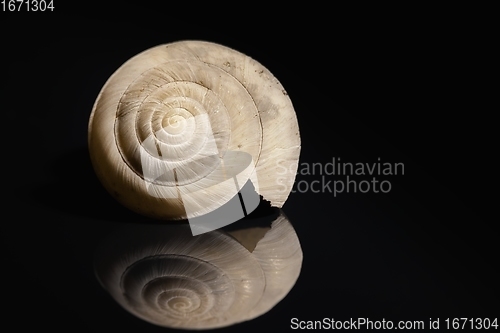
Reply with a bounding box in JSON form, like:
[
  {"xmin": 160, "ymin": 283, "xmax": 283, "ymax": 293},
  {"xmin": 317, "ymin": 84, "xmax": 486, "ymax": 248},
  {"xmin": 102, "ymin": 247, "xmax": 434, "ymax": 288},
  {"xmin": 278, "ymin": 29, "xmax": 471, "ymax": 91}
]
[
  {"xmin": 88, "ymin": 40, "xmax": 300, "ymax": 220},
  {"xmin": 93, "ymin": 210, "xmax": 302, "ymax": 329}
]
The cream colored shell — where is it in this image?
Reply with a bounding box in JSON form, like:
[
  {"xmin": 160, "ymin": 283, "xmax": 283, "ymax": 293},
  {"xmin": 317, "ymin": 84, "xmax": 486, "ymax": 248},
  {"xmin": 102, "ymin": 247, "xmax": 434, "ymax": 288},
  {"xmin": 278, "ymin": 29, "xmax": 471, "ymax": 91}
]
[
  {"xmin": 94, "ymin": 211, "xmax": 302, "ymax": 330},
  {"xmin": 88, "ymin": 40, "xmax": 300, "ymax": 220}
]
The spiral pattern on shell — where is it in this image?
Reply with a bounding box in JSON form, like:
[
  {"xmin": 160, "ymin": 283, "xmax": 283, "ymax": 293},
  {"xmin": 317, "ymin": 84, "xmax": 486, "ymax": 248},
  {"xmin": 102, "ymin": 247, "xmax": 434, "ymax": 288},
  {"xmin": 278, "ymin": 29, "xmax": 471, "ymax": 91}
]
[
  {"xmin": 88, "ymin": 40, "xmax": 300, "ymax": 220},
  {"xmin": 94, "ymin": 211, "xmax": 302, "ymax": 329}
]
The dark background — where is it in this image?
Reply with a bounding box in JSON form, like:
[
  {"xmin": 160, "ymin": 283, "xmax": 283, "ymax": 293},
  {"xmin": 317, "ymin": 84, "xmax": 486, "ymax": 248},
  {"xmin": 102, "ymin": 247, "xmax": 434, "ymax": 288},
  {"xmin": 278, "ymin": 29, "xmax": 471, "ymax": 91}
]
[{"xmin": 2, "ymin": 3, "xmax": 497, "ymax": 332}]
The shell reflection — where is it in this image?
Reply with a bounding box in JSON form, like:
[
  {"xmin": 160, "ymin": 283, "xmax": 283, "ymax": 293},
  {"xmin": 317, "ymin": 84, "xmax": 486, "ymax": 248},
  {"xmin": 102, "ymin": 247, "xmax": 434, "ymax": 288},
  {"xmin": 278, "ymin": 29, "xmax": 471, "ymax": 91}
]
[{"xmin": 94, "ymin": 210, "xmax": 302, "ymax": 330}]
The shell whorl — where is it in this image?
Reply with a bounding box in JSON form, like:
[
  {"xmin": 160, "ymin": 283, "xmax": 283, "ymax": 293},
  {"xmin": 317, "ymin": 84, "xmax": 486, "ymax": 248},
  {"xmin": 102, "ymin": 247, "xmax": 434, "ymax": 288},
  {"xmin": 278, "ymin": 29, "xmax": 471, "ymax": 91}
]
[
  {"xmin": 88, "ymin": 40, "xmax": 300, "ymax": 220},
  {"xmin": 94, "ymin": 211, "xmax": 302, "ymax": 329}
]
